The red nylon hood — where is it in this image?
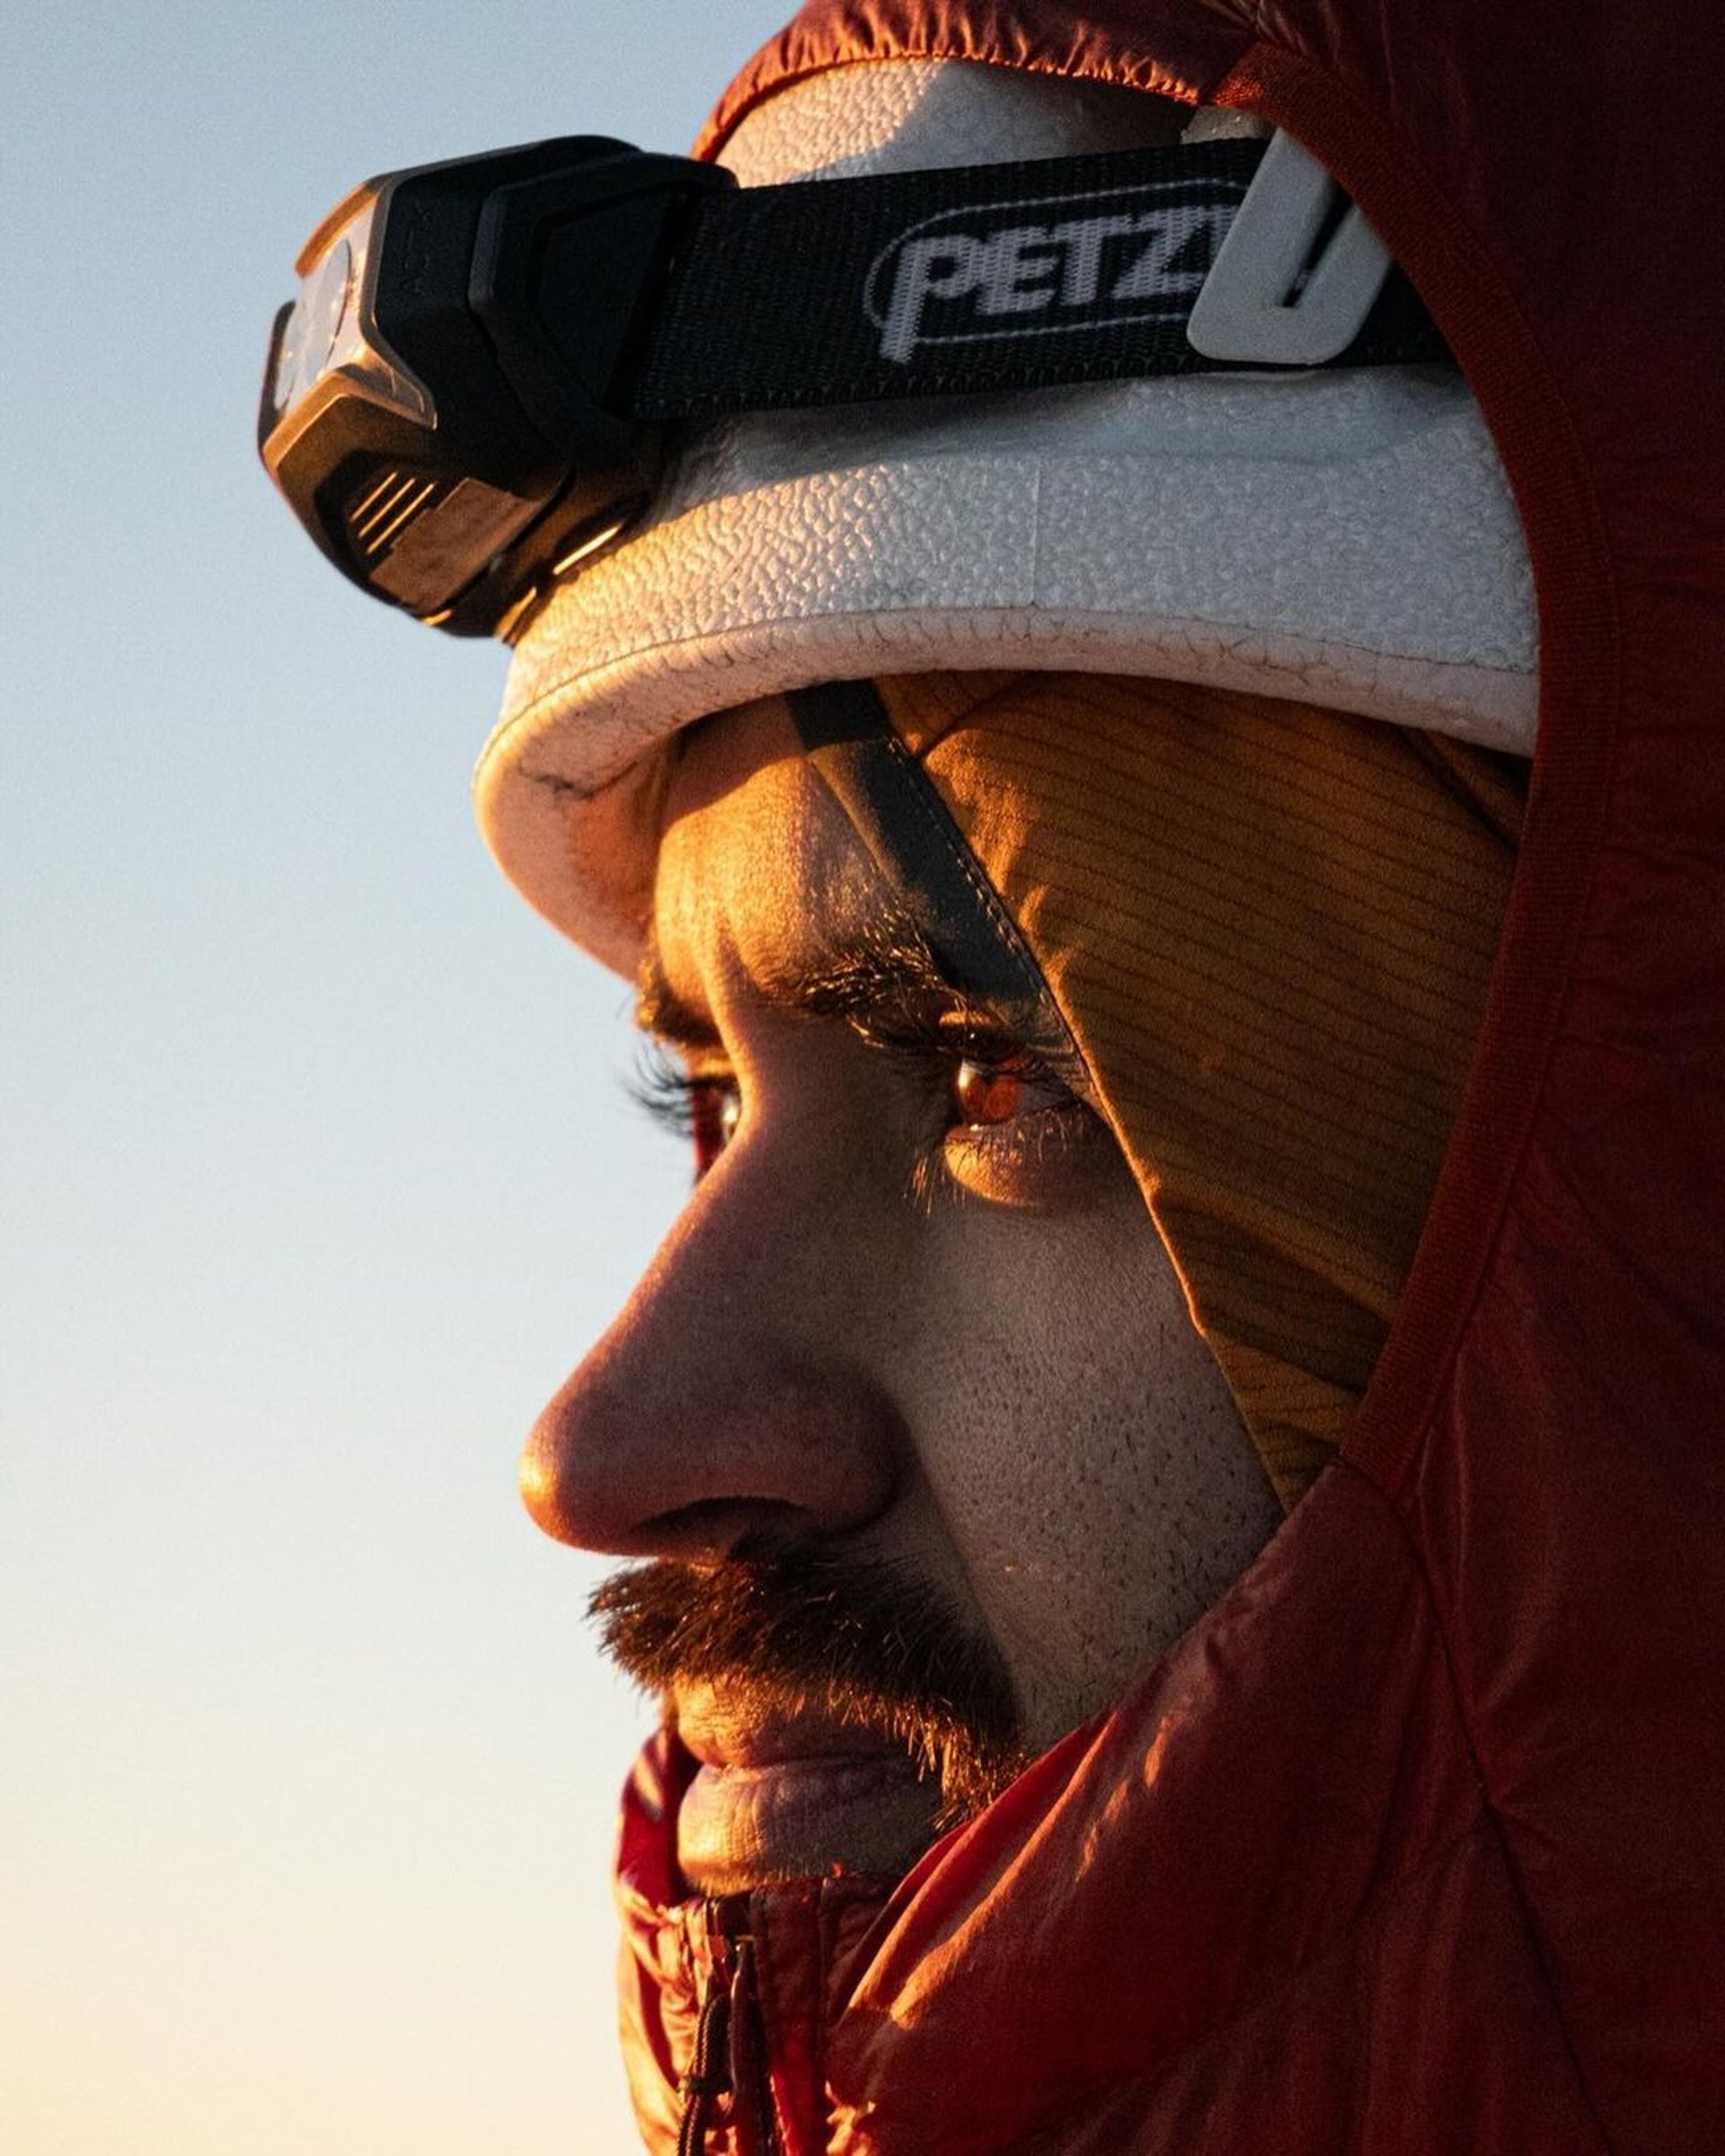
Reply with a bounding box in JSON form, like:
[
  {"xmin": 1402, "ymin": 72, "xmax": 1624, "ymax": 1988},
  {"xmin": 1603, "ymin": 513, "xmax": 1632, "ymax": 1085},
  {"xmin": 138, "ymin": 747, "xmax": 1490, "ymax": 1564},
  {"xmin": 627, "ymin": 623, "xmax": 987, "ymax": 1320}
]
[{"xmin": 615, "ymin": 4, "xmax": 1725, "ymax": 2150}]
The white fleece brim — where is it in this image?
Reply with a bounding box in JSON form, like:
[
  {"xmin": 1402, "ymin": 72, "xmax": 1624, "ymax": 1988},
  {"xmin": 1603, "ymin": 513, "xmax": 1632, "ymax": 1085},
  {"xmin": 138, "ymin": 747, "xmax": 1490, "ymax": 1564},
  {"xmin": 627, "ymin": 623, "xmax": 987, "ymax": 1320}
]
[{"xmin": 475, "ymin": 61, "xmax": 1537, "ymax": 974}]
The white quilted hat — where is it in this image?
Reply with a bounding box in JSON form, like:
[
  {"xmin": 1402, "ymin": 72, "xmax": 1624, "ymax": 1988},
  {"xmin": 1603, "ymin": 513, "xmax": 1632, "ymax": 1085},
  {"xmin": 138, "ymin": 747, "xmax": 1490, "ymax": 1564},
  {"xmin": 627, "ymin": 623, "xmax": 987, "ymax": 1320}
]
[{"xmin": 474, "ymin": 59, "xmax": 1537, "ymax": 974}]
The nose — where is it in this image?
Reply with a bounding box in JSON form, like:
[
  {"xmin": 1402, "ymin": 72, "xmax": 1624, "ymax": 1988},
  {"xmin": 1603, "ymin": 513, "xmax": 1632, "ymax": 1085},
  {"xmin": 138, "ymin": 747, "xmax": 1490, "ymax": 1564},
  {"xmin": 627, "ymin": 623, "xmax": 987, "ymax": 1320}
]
[{"xmin": 519, "ymin": 1137, "xmax": 908, "ymax": 1560}]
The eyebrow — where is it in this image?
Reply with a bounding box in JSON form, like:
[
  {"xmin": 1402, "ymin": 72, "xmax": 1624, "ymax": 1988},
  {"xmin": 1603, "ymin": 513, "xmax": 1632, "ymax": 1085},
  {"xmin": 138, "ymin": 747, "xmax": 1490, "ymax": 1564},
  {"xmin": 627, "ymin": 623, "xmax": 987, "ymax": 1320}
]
[
  {"xmin": 634, "ymin": 915, "xmax": 1084, "ymax": 1079},
  {"xmin": 634, "ymin": 935, "xmax": 723, "ymax": 1054},
  {"xmin": 636, "ymin": 915, "xmax": 949, "ymax": 1047}
]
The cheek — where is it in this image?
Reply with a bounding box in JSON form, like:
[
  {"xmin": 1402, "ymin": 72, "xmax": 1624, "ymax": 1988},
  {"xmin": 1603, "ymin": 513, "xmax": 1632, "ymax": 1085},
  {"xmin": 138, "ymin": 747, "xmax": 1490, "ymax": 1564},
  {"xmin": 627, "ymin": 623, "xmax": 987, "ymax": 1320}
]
[{"xmin": 899, "ymin": 1203, "xmax": 1272, "ymax": 1743}]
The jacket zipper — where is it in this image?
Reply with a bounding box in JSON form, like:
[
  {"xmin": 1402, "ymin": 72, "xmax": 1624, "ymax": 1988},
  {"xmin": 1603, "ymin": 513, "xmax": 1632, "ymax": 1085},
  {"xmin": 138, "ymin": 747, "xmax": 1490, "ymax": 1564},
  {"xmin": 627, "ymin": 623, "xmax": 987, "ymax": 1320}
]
[{"xmin": 676, "ymin": 1901, "xmax": 780, "ymax": 2156}]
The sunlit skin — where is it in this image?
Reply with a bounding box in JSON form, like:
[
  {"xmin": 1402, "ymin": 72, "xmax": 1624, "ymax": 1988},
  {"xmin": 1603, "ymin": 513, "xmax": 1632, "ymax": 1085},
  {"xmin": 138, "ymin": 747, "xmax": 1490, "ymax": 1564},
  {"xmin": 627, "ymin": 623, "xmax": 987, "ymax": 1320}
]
[{"xmin": 521, "ymin": 694, "xmax": 1283, "ymax": 1893}]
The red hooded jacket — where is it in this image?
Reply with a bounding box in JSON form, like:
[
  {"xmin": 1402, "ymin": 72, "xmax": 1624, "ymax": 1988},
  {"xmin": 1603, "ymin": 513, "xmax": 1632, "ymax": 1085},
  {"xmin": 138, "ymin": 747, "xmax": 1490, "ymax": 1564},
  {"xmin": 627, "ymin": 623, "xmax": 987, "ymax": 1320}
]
[{"xmin": 610, "ymin": 4, "xmax": 1725, "ymax": 2149}]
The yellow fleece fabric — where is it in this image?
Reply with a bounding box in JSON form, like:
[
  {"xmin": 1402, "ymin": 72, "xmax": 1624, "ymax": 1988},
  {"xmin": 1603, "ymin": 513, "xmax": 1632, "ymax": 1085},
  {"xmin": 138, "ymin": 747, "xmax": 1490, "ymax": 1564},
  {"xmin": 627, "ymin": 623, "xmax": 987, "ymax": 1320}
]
[{"xmin": 876, "ymin": 672, "xmax": 1524, "ymax": 1508}]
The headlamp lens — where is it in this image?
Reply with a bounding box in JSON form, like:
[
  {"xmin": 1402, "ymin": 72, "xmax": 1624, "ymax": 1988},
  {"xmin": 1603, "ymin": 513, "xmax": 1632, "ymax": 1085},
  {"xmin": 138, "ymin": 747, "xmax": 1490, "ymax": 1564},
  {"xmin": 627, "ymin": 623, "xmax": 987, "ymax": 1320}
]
[
  {"xmin": 302, "ymin": 236, "xmax": 355, "ymax": 387},
  {"xmin": 274, "ymin": 233, "xmax": 354, "ymax": 418}
]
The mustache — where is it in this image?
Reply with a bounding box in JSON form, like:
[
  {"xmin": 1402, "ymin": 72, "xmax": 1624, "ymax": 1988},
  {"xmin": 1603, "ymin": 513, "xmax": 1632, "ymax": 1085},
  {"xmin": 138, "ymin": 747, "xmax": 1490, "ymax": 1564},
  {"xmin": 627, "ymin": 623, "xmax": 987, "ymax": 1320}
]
[{"xmin": 588, "ymin": 1542, "xmax": 1027, "ymax": 1828}]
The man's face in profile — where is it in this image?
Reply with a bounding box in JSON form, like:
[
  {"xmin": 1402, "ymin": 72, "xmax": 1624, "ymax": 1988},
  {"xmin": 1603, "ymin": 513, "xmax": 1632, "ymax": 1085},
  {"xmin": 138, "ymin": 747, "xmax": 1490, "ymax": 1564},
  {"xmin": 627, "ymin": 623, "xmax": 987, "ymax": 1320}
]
[{"xmin": 520, "ymin": 691, "xmax": 1280, "ymax": 1893}]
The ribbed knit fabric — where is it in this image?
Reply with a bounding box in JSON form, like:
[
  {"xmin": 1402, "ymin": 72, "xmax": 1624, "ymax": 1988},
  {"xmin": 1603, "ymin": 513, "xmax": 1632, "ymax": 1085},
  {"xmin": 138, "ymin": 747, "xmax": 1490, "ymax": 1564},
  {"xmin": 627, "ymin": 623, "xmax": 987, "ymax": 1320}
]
[{"xmin": 875, "ymin": 672, "xmax": 1525, "ymax": 1507}]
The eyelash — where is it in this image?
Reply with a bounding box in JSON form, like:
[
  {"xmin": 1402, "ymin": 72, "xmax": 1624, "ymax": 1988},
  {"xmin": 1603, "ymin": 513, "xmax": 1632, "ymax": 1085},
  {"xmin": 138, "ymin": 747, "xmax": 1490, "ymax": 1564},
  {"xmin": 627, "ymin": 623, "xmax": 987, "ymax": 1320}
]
[
  {"xmin": 626, "ymin": 1043, "xmax": 739, "ymax": 1177},
  {"xmin": 625, "ymin": 1027, "xmax": 1092, "ymax": 1188},
  {"xmin": 627, "ymin": 1041, "xmax": 710, "ymax": 1141}
]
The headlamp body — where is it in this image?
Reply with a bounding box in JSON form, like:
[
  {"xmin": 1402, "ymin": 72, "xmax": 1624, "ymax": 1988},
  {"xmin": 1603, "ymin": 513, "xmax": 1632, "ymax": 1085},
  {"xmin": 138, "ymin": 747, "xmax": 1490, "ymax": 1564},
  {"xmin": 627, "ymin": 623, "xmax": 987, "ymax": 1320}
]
[{"xmin": 258, "ymin": 138, "xmax": 733, "ymax": 635}]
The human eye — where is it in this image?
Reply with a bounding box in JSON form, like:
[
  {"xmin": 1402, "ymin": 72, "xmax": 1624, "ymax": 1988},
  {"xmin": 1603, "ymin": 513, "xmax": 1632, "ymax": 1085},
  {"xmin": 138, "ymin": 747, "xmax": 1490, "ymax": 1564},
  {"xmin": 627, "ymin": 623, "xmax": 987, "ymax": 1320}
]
[
  {"xmin": 949, "ymin": 1047, "xmax": 1075, "ymax": 1133},
  {"xmin": 627, "ymin": 1038, "xmax": 741, "ymax": 1180},
  {"xmin": 929, "ymin": 1024, "xmax": 1107, "ymax": 1206}
]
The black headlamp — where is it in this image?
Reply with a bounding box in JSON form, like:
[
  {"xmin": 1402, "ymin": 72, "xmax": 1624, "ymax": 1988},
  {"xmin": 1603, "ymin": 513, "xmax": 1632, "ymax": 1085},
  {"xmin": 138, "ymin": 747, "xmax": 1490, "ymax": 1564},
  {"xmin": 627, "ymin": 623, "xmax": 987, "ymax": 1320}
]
[
  {"xmin": 261, "ymin": 130, "xmax": 1444, "ymax": 639},
  {"xmin": 259, "ymin": 138, "xmax": 735, "ymax": 637}
]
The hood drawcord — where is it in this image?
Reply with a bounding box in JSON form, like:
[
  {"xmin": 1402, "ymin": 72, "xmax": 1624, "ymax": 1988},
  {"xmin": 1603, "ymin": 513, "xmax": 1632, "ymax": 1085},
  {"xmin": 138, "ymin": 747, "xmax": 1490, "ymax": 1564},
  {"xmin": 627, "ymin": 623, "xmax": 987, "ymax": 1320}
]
[
  {"xmin": 675, "ymin": 1963, "xmax": 730, "ymax": 2156},
  {"xmin": 677, "ymin": 1904, "xmax": 777, "ymax": 2156}
]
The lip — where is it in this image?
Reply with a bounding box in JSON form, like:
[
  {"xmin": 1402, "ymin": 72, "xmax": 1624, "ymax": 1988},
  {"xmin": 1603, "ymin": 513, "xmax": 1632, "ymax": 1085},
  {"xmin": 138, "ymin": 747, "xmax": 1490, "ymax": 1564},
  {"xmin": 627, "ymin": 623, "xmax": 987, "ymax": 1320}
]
[{"xmin": 672, "ymin": 1683, "xmax": 942, "ymax": 1890}]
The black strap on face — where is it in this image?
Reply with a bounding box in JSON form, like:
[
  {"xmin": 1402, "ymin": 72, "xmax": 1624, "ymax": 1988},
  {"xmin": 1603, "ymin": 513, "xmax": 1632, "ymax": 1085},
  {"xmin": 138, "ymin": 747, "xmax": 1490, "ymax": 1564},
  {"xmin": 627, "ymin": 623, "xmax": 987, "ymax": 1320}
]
[
  {"xmin": 624, "ymin": 137, "xmax": 1444, "ymax": 423},
  {"xmin": 782, "ymin": 681, "xmax": 1057, "ymax": 1037}
]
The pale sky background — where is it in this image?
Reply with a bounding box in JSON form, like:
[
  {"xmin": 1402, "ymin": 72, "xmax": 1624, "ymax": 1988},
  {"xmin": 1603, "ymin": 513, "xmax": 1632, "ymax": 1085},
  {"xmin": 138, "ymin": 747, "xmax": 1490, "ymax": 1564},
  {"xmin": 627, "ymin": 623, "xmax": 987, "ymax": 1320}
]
[{"xmin": 2, "ymin": 5, "xmax": 800, "ymax": 2150}]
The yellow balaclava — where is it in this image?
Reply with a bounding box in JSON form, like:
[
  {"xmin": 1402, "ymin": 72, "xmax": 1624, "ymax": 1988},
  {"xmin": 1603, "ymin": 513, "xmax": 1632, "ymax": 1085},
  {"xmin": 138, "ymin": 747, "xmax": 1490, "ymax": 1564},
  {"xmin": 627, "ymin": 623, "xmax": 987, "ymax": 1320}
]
[{"xmin": 874, "ymin": 672, "xmax": 1524, "ymax": 1508}]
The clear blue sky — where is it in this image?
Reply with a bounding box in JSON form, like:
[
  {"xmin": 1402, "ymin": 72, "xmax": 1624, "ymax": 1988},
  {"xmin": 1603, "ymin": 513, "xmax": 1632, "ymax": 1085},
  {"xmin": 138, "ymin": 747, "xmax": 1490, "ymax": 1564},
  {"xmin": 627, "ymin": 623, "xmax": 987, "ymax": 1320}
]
[{"xmin": 1, "ymin": 5, "xmax": 797, "ymax": 2149}]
